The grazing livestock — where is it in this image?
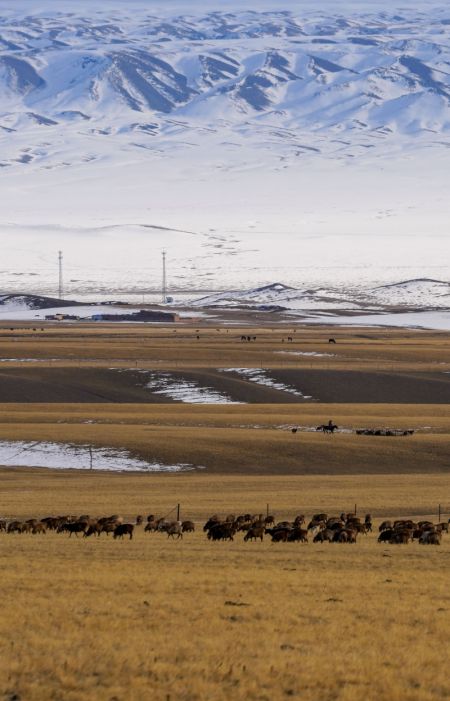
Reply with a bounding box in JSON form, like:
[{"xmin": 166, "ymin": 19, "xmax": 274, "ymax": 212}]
[
  {"xmin": 314, "ymin": 529, "xmax": 334, "ymax": 543},
  {"xmin": 379, "ymin": 521, "xmax": 392, "ymax": 532},
  {"xmin": 356, "ymin": 428, "xmax": 414, "ymax": 436},
  {"xmin": 203, "ymin": 516, "xmax": 221, "ymax": 532},
  {"xmin": 207, "ymin": 522, "xmax": 236, "ymax": 541},
  {"xmin": 244, "ymin": 526, "xmax": 265, "ymax": 542},
  {"xmin": 144, "ymin": 520, "xmax": 158, "ymax": 532},
  {"xmin": 181, "ymin": 520, "xmax": 195, "ymax": 533},
  {"xmin": 328, "ymin": 338, "xmax": 336, "ymax": 344},
  {"xmin": 60, "ymin": 521, "xmax": 88, "ymax": 537},
  {"xmin": 167, "ymin": 522, "xmax": 183, "ymax": 539},
  {"xmin": 419, "ymin": 531, "xmax": 441, "ymax": 545},
  {"xmin": 269, "ymin": 528, "xmax": 290, "ymax": 543},
  {"xmin": 3, "ymin": 509, "xmax": 446, "ymax": 553},
  {"xmin": 113, "ymin": 523, "xmax": 134, "ymax": 540},
  {"xmin": 84, "ymin": 523, "xmax": 103, "ymax": 537},
  {"xmin": 287, "ymin": 528, "xmax": 308, "ymax": 543}
]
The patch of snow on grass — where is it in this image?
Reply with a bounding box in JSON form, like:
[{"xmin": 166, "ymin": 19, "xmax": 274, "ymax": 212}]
[
  {"xmin": 0, "ymin": 440, "xmax": 198, "ymax": 472},
  {"xmin": 145, "ymin": 372, "xmax": 243, "ymax": 404},
  {"xmin": 221, "ymin": 368, "xmax": 313, "ymax": 399},
  {"xmin": 301, "ymin": 310, "xmax": 450, "ymax": 331},
  {"xmin": 0, "ymin": 358, "xmax": 62, "ymax": 362},
  {"xmin": 276, "ymin": 351, "xmax": 335, "ymax": 358}
]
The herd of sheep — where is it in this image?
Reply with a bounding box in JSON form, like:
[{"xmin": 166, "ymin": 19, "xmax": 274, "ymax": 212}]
[{"xmin": 0, "ymin": 511, "xmax": 447, "ymax": 545}]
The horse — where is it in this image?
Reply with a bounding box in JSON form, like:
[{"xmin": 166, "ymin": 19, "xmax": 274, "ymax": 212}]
[{"xmin": 316, "ymin": 423, "xmax": 338, "ymax": 434}]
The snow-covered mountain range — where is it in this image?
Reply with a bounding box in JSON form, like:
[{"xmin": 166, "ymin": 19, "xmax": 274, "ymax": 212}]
[
  {"xmin": 2, "ymin": 3, "xmax": 450, "ymax": 156},
  {"xmin": 1, "ymin": 0, "xmax": 450, "ymax": 297},
  {"xmin": 191, "ymin": 279, "xmax": 450, "ymax": 311}
]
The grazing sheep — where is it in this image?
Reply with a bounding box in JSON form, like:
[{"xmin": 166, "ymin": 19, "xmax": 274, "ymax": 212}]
[
  {"xmin": 313, "ymin": 529, "xmax": 334, "ymax": 543},
  {"xmin": 167, "ymin": 522, "xmax": 183, "ymax": 539},
  {"xmin": 287, "ymin": 528, "xmax": 308, "ymax": 543},
  {"xmin": 378, "ymin": 529, "xmax": 394, "ymax": 543},
  {"xmin": 419, "ymin": 531, "xmax": 441, "ymax": 545},
  {"xmin": 379, "ymin": 520, "xmax": 392, "ymax": 532},
  {"xmin": 60, "ymin": 521, "xmax": 89, "ymax": 537},
  {"xmin": 84, "ymin": 522, "xmax": 103, "ymax": 537},
  {"xmin": 207, "ymin": 523, "xmax": 236, "ymax": 541},
  {"xmin": 181, "ymin": 520, "xmax": 195, "ymax": 533},
  {"xmin": 113, "ymin": 523, "xmax": 134, "ymax": 540},
  {"xmin": 270, "ymin": 528, "xmax": 290, "ymax": 543},
  {"xmin": 244, "ymin": 526, "xmax": 264, "ymax": 542}
]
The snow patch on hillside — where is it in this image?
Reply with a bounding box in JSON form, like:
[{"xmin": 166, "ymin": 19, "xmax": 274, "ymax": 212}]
[
  {"xmin": 191, "ymin": 279, "xmax": 450, "ymax": 311},
  {"xmin": 144, "ymin": 372, "xmax": 243, "ymax": 404},
  {"xmin": 0, "ymin": 440, "xmax": 199, "ymax": 472},
  {"xmin": 220, "ymin": 368, "xmax": 313, "ymax": 399}
]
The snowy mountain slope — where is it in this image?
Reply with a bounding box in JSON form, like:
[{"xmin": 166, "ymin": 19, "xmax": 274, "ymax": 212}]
[
  {"xmin": 1, "ymin": 1, "xmax": 450, "ymax": 297},
  {"xmin": 0, "ymin": 293, "xmax": 85, "ymax": 311},
  {"xmin": 191, "ymin": 279, "xmax": 450, "ymax": 311},
  {"xmin": 372, "ymin": 278, "xmax": 450, "ymax": 307},
  {"xmin": 2, "ymin": 6, "xmax": 450, "ymax": 159}
]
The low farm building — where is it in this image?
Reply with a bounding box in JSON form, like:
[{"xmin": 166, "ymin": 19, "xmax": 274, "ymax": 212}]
[{"xmin": 91, "ymin": 310, "xmax": 179, "ymax": 322}]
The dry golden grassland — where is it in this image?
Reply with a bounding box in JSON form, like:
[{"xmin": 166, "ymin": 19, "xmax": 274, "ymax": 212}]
[
  {"xmin": 1, "ymin": 470, "xmax": 450, "ymax": 701},
  {"xmin": 0, "ymin": 402, "xmax": 449, "ymax": 473},
  {"xmin": 0, "ymin": 324, "xmax": 449, "ymax": 700},
  {"xmin": 0, "ymin": 323, "xmax": 449, "ymax": 370}
]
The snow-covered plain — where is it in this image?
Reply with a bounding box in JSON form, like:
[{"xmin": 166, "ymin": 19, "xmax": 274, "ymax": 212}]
[
  {"xmin": 1, "ymin": 0, "xmax": 450, "ymax": 298},
  {"xmin": 220, "ymin": 368, "xmax": 313, "ymax": 398},
  {"xmin": 144, "ymin": 372, "xmax": 243, "ymax": 403},
  {"xmin": 302, "ymin": 310, "xmax": 450, "ymax": 331},
  {"xmin": 0, "ymin": 440, "xmax": 199, "ymax": 472}
]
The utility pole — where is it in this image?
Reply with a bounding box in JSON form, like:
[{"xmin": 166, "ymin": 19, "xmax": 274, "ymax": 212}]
[
  {"xmin": 162, "ymin": 249, "xmax": 166, "ymax": 304},
  {"xmin": 58, "ymin": 250, "xmax": 63, "ymax": 300}
]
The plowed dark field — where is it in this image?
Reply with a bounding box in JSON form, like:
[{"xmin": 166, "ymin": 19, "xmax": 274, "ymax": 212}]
[{"xmin": 0, "ymin": 366, "xmax": 449, "ymax": 403}]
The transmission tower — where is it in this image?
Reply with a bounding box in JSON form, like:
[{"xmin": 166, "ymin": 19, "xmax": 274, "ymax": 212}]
[
  {"xmin": 162, "ymin": 250, "xmax": 166, "ymax": 304},
  {"xmin": 58, "ymin": 250, "xmax": 63, "ymax": 299}
]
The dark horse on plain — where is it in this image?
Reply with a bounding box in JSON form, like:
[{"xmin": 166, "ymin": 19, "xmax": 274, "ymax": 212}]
[{"xmin": 316, "ymin": 422, "xmax": 338, "ymax": 434}]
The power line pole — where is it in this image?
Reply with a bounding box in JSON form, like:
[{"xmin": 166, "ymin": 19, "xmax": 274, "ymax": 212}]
[
  {"xmin": 58, "ymin": 250, "xmax": 63, "ymax": 300},
  {"xmin": 162, "ymin": 249, "xmax": 166, "ymax": 304}
]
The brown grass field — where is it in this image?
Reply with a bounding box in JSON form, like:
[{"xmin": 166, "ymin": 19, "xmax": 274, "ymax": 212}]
[{"xmin": 1, "ymin": 322, "xmax": 450, "ymax": 701}]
